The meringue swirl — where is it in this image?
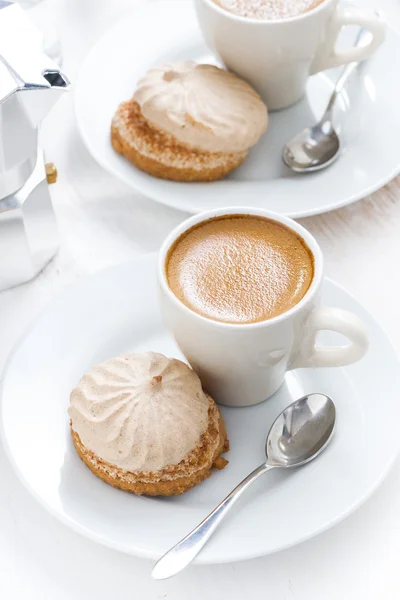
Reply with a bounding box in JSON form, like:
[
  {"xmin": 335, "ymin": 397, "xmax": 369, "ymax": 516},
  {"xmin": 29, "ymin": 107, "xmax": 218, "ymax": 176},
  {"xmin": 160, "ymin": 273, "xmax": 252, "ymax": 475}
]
[
  {"xmin": 133, "ymin": 61, "xmax": 268, "ymax": 153},
  {"xmin": 69, "ymin": 352, "xmax": 209, "ymax": 472}
]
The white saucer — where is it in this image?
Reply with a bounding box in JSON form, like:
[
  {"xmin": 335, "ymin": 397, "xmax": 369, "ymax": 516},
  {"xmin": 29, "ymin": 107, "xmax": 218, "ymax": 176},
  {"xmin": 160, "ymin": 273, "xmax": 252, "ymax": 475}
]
[
  {"xmin": 1, "ymin": 255, "xmax": 399, "ymax": 564},
  {"xmin": 75, "ymin": 1, "xmax": 400, "ymax": 218}
]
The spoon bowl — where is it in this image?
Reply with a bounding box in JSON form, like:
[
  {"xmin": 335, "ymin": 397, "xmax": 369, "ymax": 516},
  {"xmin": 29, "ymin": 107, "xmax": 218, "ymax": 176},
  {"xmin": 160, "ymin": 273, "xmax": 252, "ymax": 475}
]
[
  {"xmin": 266, "ymin": 393, "xmax": 336, "ymax": 467},
  {"xmin": 282, "ymin": 123, "xmax": 340, "ymax": 173}
]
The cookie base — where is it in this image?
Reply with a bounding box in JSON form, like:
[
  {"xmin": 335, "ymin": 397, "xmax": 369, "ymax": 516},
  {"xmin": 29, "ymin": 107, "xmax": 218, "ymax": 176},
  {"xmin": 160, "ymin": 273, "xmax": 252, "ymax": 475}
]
[
  {"xmin": 111, "ymin": 100, "xmax": 247, "ymax": 182},
  {"xmin": 71, "ymin": 408, "xmax": 229, "ymax": 496}
]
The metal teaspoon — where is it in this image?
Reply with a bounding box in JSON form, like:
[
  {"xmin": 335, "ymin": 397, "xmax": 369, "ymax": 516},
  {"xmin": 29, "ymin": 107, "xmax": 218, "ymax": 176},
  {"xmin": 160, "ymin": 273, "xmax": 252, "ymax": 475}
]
[
  {"xmin": 152, "ymin": 393, "xmax": 336, "ymax": 579},
  {"xmin": 282, "ymin": 27, "xmax": 371, "ymax": 173}
]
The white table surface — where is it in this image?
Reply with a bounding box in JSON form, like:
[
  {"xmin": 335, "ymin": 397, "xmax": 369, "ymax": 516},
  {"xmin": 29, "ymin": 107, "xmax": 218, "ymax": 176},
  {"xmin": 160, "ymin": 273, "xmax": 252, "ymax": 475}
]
[{"xmin": 1, "ymin": 0, "xmax": 400, "ymax": 597}]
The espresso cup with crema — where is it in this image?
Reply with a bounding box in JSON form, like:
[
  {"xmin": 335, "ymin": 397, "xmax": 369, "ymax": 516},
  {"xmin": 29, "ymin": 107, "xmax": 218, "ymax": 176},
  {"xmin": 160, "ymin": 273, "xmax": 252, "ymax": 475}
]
[
  {"xmin": 159, "ymin": 208, "xmax": 368, "ymax": 408},
  {"xmin": 195, "ymin": 0, "xmax": 386, "ymax": 110}
]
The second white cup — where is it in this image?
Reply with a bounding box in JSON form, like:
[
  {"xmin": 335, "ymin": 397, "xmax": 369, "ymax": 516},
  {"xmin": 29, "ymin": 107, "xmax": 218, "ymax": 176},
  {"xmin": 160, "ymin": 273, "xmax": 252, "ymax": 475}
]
[{"xmin": 195, "ymin": 0, "xmax": 385, "ymax": 109}]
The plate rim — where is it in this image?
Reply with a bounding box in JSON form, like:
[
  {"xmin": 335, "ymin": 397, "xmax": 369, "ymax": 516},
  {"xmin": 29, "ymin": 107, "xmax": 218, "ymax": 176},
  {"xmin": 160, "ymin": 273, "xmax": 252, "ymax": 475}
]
[
  {"xmin": 1, "ymin": 255, "xmax": 400, "ymax": 564},
  {"xmin": 74, "ymin": 0, "xmax": 400, "ymax": 218}
]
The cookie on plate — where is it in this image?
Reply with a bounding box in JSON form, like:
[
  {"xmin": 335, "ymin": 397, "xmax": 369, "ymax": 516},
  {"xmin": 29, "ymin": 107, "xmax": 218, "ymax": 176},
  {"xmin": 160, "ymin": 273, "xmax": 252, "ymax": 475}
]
[
  {"xmin": 111, "ymin": 61, "xmax": 268, "ymax": 182},
  {"xmin": 69, "ymin": 352, "xmax": 229, "ymax": 496}
]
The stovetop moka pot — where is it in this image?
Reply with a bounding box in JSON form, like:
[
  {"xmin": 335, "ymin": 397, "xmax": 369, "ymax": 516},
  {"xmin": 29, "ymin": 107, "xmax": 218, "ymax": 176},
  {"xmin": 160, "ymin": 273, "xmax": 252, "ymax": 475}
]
[{"xmin": 0, "ymin": 1, "xmax": 70, "ymax": 291}]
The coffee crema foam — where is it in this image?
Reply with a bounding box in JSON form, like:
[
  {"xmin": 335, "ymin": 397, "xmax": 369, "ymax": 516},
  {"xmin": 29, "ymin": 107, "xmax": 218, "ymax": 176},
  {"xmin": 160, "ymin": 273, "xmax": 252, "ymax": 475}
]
[
  {"xmin": 213, "ymin": 0, "xmax": 324, "ymax": 20},
  {"xmin": 166, "ymin": 215, "xmax": 314, "ymax": 324}
]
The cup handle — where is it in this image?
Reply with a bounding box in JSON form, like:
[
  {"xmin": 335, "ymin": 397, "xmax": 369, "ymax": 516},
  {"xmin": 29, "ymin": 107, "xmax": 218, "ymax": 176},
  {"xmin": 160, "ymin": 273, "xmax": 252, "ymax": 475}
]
[
  {"xmin": 310, "ymin": 7, "xmax": 385, "ymax": 74},
  {"xmin": 291, "ymin": 307, "xmax": 369, "ymax": 369}
]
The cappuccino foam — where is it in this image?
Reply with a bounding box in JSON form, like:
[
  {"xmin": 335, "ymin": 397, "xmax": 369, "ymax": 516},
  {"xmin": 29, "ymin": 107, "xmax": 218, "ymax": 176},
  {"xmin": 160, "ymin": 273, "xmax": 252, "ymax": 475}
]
[
  {"xmin": 214, "ymin": 0, "xmax": 324, "ymax": 20},
  {"xmin": 166, "ymin": 215, "xmax": 314, "ymax": 324}
]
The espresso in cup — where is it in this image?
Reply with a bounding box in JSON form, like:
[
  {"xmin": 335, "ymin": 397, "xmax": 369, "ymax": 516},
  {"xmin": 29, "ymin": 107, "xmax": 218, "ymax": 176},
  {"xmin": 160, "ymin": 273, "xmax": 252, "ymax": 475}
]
[
  {"xmin": 213, "ymin": 0, "xmax": 325, "ymax": 20},
  {"xmin": 160, "ymin": 208, "xmax": 368, "ymax": 407},
  {"xmin": 165, "ymin": 214, "xmax": 314, "ymax": 324}
]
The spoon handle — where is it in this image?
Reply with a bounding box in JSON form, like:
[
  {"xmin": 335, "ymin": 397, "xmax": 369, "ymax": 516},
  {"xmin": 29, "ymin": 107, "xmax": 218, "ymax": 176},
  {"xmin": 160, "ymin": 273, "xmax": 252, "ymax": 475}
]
[
  {"xmin": 152, "ymin": 463, "xmax": 274, "ymax": 580},
  {"xmin": 323, "ymin": 26, "xmax": 371, "ymax": 120}
]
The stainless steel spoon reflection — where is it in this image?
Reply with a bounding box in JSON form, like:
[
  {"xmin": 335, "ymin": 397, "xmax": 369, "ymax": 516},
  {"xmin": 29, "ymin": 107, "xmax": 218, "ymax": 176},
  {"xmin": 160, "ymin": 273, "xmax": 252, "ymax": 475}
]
[
  {"xmin": 152, "ymin": 393, "xmax": 336, "ymax": 579},
  {"xmin": 282, "ymin": 27, "xmax": 372, "ymax": 173}
]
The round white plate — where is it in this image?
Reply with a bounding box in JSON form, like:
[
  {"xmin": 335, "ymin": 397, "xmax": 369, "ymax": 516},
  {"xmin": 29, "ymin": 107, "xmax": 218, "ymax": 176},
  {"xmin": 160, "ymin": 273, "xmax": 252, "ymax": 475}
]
[
  {"xmin": 1, "ymin": 255, "xmax": 399, "ymax": 564},
  {"xmin": 75, "ymin": 1, "xmax": 400, "ymax": 218}
]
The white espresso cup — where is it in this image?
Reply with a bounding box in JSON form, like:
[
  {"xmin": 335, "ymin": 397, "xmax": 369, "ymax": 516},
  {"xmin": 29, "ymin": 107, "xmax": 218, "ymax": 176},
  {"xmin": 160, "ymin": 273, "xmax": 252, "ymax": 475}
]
[
  {"xmin": 194, "ymin": 0, "xmax": 385, "ymax": 109},
  {"xmin": 159, "ymin": 208, "xmax": 369, "ymax": 408}
]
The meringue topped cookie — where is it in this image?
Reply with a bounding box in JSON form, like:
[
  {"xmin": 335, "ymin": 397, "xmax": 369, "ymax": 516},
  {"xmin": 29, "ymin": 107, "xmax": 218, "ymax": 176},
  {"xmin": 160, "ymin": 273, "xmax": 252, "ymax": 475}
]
[
  {"xmin": 134, "ymin": 61, "xmax": 268, "ymax": 153},
  {"xmin": 69, "ymin": 352, "xmax": 209, "ymax": 471},
  {"xmin": 69, "ymin": 352, "xmax": 229, "ymax": 496},
  {"xmin": 111, "ymin": 61, "xmax": 268, "ymax": 182}
]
